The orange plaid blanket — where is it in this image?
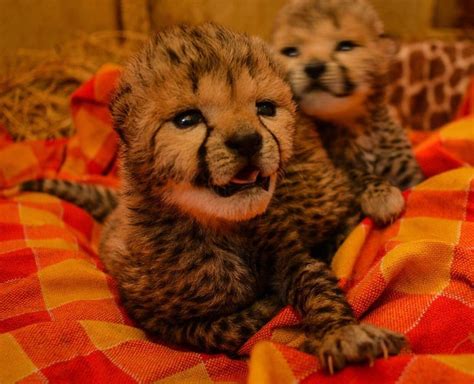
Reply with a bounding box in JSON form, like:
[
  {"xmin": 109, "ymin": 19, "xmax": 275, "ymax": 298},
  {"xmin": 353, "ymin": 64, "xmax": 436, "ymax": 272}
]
[{"xmin": 0, "ymin": 66, "xmax": 473, "ymax": 383}]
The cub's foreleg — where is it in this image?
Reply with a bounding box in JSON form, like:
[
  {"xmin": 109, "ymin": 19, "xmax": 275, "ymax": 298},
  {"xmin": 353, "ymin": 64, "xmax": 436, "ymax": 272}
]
[
  {"xmin": 336, "ymin": 138, "xmax": 406, "ymax": 226},
  {"xmin": 375, "ymin": 118, "xmax": 424, "ymax": 189},
  {"xmin": 270, "ymin": 231, "xmax": 406, "ymax": 373}
]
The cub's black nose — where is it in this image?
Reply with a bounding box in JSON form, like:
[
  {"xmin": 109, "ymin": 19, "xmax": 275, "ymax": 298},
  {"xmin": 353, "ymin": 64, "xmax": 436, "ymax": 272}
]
[
  {"xmin": 225, "ymin": 132, "xmax": 263, "ymax": 157},
  {"xmin": 305, "ymin": 62, "xmax": 326, "ymax": 79}
]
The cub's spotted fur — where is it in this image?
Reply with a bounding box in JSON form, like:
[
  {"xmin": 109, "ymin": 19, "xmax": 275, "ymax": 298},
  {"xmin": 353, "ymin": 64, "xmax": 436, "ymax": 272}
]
[
  {"xmin": 21, "ymin": 23, "xmax": 405, "ymax": 373},
  {"xmin": 273, "ymin": 0, "xmax": 424, "ymax": 225}
]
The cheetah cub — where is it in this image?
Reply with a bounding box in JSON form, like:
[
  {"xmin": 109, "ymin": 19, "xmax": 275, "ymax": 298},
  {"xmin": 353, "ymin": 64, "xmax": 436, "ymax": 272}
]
[
  {"xmin": 21, "ymin": 23, "xmax": 405, "ymax": 373},
  {"xmin": 273, "ymin": 0, "xmax": 424, "ymax": 225}
]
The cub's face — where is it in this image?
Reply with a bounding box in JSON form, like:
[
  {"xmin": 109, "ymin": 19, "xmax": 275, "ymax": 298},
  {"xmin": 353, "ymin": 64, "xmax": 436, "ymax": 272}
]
[
  {"xmin": 112, "ymin": 24, "xmax": 295, "ymax": 222},
  {"xmin": 273, "ymin": 0, "xmax": 395, "ymax": 120}
]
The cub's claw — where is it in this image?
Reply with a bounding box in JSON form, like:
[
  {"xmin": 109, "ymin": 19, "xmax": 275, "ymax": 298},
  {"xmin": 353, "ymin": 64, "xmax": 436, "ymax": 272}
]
[
  {"xmin": 301, "ymin": 324, "xmax": 407, "ymax": 374},
  {"xmin": 325, "ymin": 354, "xmax": 334, "ymax": 375},
  {"xmin": 381, "ymin": 340, "xmax": 389, "ymax": 359}
]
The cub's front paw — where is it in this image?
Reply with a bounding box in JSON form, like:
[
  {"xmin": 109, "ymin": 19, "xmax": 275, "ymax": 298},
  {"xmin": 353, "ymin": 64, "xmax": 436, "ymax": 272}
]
[
  {"xmin": 360, "ymin": 183, "xmax": 404, "ymax": 226},
  {"xmin": 301, "ymin": 324, "xmax": 406, "ymax": 374}
]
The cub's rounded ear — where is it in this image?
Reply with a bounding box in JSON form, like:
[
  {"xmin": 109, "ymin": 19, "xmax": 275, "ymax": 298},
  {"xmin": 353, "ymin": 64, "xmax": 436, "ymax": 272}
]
[
  {"xmin": 378, "ymin": 33, "xmax": 400, "ymax": 57},
  {"xmin": 109, "ymin": 82, "xmax": 132, "ymax": 145}
]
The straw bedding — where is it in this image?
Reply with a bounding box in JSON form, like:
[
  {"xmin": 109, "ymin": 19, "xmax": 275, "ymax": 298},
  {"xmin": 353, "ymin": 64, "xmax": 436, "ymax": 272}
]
[{"xmin": 0, "ymin": 31, "xmax": 146, "ymax": 140}]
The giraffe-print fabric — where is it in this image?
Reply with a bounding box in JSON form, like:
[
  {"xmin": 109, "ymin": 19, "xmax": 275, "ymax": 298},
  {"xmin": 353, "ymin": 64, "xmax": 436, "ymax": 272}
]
[{"xmin": 388, "ymin": 40, "xmax": 474, "ymax": 131}]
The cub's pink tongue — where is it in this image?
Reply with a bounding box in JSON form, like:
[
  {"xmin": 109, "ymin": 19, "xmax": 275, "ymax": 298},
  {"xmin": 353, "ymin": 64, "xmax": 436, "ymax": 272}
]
[{"xmin": 231, "ymin": 168, "xmax": 260, "ymax": 185}]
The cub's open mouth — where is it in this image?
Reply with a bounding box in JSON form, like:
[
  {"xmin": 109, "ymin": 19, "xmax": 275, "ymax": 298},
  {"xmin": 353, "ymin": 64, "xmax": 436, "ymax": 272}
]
[
  {"xmin": 213, "ymin": 165, "xmax": 271, "ymax": 197},
  {"xmin": 305, "ymin": 81, "xmax": 355, "ymax": 98}
]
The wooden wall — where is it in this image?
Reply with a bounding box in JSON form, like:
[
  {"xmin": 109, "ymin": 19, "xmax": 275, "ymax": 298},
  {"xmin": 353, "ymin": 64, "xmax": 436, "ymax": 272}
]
[
  {"xmin": 0, "ymin": 0, "xmax": 466, "ymax": 68},
  {"xmin": 0, "ymin": 0, "xmax": 118, "ymax": 68},
  {"xmin": 371, "ymin": 0, "xmax": 465, "ymax": 40},
  {"xmin": 0, "ymin": 0, "xmax": 118, "ymax": 51},
  {"xmin": 149, "ymin": 0, "xmax": 286, "ymax": 40}
]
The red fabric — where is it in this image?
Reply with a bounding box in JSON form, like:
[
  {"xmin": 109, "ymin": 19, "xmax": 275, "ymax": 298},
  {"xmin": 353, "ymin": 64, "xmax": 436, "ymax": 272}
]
[
  {"xmin": 456, "ymin": 77, "xmax": 474, "ymax": 119},
  {"xmin": 0, "ymin": 67, "xmax": 472, "ymax": 383}
]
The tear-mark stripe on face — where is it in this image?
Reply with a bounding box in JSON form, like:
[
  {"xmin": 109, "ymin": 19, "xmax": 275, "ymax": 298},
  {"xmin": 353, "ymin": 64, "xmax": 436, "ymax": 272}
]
[
  {"xmin": 194, "ymin": 125, "xmax": 214, "ymax": 187},
  {"xmin": 258, "ymin": 119, "xmax": 282, "ymax": 166},
  {"xmin": 338, "ymin": 64, "xmax": 356, "ymax": 95},
  {"xmin": 323, "ymin": 52, "xmax": 356, "ymax": 96}
]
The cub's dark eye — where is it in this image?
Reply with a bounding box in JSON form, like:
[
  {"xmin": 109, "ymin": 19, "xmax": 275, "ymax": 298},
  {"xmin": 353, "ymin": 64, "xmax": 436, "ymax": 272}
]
[
  {"xmin": 256, "ymin": 101, "xmax": 276, "ymax": 117},
  {"xmin": 280, "ymin": 47, "xmax": 300, "ymax": 57},
  {"xmin": 336, "ymin": 40, "xmax": 359, "ymax": 52},
  {"xmin": 173, "ymin": 109, "xmax": 203, "ymax": 129}
]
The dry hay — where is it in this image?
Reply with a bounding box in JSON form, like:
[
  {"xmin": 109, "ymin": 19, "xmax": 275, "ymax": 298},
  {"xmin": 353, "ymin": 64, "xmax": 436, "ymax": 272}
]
[{"xmin": 0, "ymin": 31, "xmax": 147, "ymax": 141}]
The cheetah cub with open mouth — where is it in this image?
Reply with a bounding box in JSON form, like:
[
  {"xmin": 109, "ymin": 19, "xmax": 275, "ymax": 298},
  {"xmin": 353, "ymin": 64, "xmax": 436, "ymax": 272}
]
[
  {"xmin": 21, "ymin": 23, "xmax": 406, "ymax": 373},
  {"xmin": 273, "ymin": 0, "xmax": 424, "ymax": 226}
]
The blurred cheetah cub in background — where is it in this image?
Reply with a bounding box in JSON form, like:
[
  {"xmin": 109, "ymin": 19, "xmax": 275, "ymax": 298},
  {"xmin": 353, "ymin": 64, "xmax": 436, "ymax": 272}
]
[{"xmin": 273, "ymin": 0, "xmax": 424, "ymax": 225}]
